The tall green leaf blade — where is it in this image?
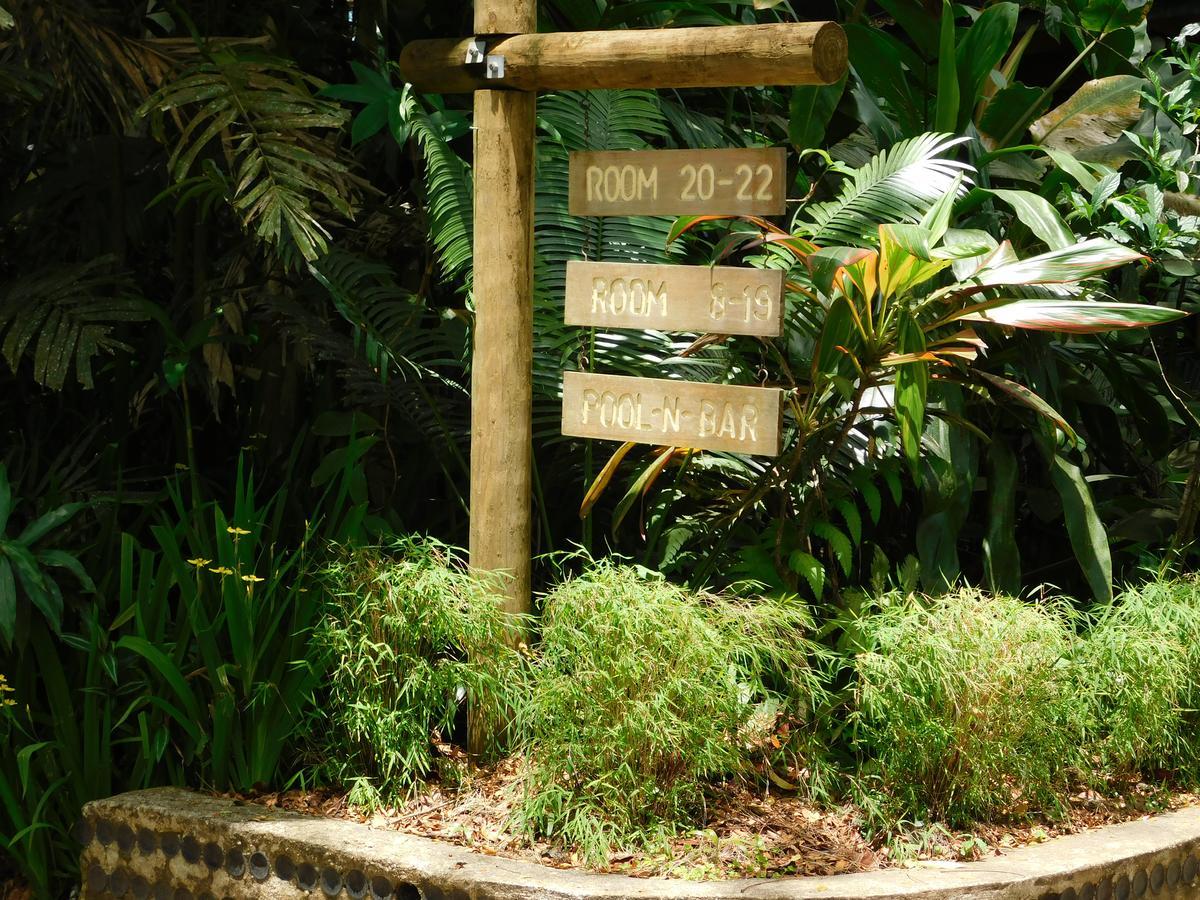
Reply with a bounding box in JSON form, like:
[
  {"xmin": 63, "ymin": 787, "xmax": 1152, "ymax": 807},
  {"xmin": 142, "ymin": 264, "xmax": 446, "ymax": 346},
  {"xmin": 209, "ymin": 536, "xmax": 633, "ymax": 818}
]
[
  {"xmin": 895, "ymin": 313, "xmax": 928, "ymax": 477},
  {"xmin": 982, "ymin": 438, "xmax": 1021, "ymax": 594},
  {"xmin": 1043, "ymin": 444, "xmax": 1112, "ymax": 603},
  {"xmin": 955, "ymin": 3, "xmax": 1018, "ymax": 129},
  {"xmin": 789, "ymin": 77, "xmax": 847, "ymax": 151},
  {"xmin": 934, "ymin": 0, "xmax": 960, "ymax": 133}
]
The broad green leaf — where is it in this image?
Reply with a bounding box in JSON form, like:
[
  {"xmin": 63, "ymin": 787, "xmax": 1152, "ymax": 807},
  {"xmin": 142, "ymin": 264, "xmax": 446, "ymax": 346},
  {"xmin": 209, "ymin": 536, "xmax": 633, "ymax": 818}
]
[
  {"xmin": 934, "ymin": 0, "xmax": 960, "ymax": 133},
  {"xmin": 944, "ymin": 228, "xmax": 999, "ymax": 279},
  {"xmin": 969, "ymin": 238, "xmax": 1143, "ymax": 286},
  {"xmin": 1041, "ymin": 147, "xmax": 1100, "ymax": 191},
  {"xmin": 17, "ymin": 502, "xmax": 85, "ymax": 547},
  {"xmin": 976, "ymin": 370, "xmax": 1078, "ymax": 443},
  {"xmin": 955, "ymin": 3, "xmax": 1018, "ymax": 128},
  {"xmin": 982, "ymin": 438, "xmax": 1021, "ymax": 594},
  {"xmin": 351, "ymin": 100, "xmax": 388, "ymax": 145},
  {"xmin": 879, "ymin": 225, "xmax": 951, "ymax": 301},
  {"xmin": 37, "ymin": 549, "xmax": 96, "ymax": 594},
  {"xmin": 5, "ymin": 541, "xmax": 60, "ymax": 633},
  {"xmin": 1029, "ymin": 75, "xmax": 1145, "ymax": 149},
  {"xmin": 1079, "ymin": 0, "xmax": 1149, "ymax": 33},
  {"xmin": 919, "ymin": 174, "xmax": 962, "ymax": 244},
  {"xmin": 874, "ymin": 0, "xmax": 939, "ymax": 57},
  {"xmin": 846, "ymin": 25, "xmax": 924, "ymax": 137},
  {"xmin": 986, "ymin": 189, "xmax": 1076, "ymax": 250},
  {"xmin": 808, "ymin": 247, "xmax": 876, "ymax": 298},
  {"xmin": 1043, "ymin": 443, "xmax": 1112, "ymax": 603},
  {"xmin": 895, "ymin": 312, "xmax": 928, "ymax": 477},
  {"xmin": 788, "ymin": 550, "xmax": 825, "ymax": 598},
  {"xmin": 813, "ymin": 296, "xmax": 858, "ymax": 380},
  {"xmin": 789, "ymin": 77, "xmax": 846, "ymax": 151},
  {"xmin": 963, "ymin": 299, "xmax": 1184, "ymax": 332},
  {"xmin": 915, "ymin": 509, "xmax": 958, "ymax": 591},
  {"xmin": 978, "ymin": 82, "xmax": 1045, "ymax": 143}
]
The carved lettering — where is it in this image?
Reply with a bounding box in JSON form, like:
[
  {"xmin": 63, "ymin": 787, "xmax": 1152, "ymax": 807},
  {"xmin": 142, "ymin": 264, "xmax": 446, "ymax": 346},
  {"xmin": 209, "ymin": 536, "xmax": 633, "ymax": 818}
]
[{"xmin": 562, "ymin": 372, "xmax": 781, "ymax": 456}]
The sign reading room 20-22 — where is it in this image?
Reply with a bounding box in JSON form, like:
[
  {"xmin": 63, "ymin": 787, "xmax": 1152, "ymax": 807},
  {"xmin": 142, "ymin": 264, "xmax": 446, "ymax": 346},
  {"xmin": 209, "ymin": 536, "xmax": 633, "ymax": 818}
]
[{"xmin": 569, "ymin": 148, "xmax": 786, "ymax": 217}]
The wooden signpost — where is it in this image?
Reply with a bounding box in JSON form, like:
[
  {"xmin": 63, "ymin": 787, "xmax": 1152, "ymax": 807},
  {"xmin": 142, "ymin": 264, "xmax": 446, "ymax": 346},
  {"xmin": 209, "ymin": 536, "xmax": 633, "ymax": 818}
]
[
  {"xmin": 399, "ymin": 2, "xmax": 847, "ymax": 630},
  {"xmin": 565, "ymin": 261, "xmax": 785, "ymax": 336}
]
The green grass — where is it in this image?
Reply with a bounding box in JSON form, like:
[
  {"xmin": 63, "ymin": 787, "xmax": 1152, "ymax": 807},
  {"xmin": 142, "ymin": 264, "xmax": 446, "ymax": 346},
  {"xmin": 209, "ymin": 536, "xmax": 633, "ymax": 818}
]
[
  {"xmin": 1073, "ymin": 576, "xmax": 1200, "ymax": 777},
  {"xmin": 848, "ymin": 589, "xmax": 1081, "ymax": 827},
  {"xmin": 309, "ymin": 536, "xmax": 526, "ymax": 803},
  {"xmin": 511, "ymin": 560, "xmax": 825, "ymax": 864}
]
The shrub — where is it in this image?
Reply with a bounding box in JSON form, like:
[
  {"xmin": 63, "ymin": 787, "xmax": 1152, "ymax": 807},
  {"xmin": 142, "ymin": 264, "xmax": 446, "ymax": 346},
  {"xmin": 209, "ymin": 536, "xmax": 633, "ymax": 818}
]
[
  {"xmin": 512, "ymin": 561, "xmax": 823, "ymax": 863},
  {"xmin": 850, "ymin": 590, "xmax": 1079, "ymax": 826},
  {"xmin": 313, "ymin": 537, "xmax": 526, "ymax": 801},
  {"xmin": 1074, "ymin": 578, "xmax": 1200, "ymax": 776}
]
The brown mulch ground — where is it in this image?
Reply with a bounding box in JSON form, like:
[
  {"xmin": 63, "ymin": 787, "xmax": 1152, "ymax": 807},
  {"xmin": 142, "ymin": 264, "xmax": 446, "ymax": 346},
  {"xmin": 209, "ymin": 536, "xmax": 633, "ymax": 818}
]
[{"xmin": 229, "ymin": 761, "xmax": 1200, "ymax": 881}]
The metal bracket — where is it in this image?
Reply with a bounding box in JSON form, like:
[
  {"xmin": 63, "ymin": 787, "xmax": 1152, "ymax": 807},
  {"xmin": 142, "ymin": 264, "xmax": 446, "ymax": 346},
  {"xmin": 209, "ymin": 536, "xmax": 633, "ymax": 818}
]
[
  {"xmin": 464, "ymin": 38, "xmax": 487, "ymax": 65},
  {"xmin": 485, "ymin": 54, "xmax": 506, "ymax": 79}
]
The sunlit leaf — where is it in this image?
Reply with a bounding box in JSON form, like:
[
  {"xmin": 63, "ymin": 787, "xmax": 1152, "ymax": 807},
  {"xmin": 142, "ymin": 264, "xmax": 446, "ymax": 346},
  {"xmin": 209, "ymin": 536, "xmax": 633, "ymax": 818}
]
[
  {"xmin": 968, "ymin": 238, "xmax": 1144, "ymax": 286},
  {"xmin": 962, "ymin": 299, "xmax": 1184, "ymax": 332}
]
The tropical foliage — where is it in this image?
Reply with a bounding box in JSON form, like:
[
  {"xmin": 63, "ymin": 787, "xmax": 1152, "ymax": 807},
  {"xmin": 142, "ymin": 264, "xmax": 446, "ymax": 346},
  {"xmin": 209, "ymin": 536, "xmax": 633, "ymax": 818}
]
[{"xmin": 1, "ymin": 0, "xmax": 1198, "ymax": 894}]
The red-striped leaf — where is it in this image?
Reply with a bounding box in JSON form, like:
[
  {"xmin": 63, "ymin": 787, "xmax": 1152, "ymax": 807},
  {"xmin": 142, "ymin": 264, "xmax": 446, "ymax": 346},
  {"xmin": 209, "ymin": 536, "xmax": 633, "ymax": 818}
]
[
  {"xmin": 976, "ymin": 370, "xmax": 1078, "ymax": 443},
  {"xmin": 971, "ymin": 238, "xmax": 1145, "ymax": 286},
  {"xmin": 962, "ymin": 299, "xmax": 1186, "ymax": 332}
]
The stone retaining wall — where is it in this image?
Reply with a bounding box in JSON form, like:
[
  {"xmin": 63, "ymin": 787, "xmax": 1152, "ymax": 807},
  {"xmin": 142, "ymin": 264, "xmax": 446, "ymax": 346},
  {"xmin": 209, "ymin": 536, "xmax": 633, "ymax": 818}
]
[{"xmin": 79, "ymin": 789, "xmax": 1200, "ymax": 900}]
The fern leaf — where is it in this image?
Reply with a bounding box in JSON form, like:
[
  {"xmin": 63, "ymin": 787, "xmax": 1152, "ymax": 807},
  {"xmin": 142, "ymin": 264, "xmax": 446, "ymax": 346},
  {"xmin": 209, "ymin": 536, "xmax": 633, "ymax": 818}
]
[
  {"xmin": 0, "ymin": 258, "xmax": 149, "ymax": 390},
  {"xmin": 140, "ymin": 50, "xmax": 354, "ymax": 266},
  {"xmin": 801, "ymin": 133, "xmax": 973, "ymax": 246}
]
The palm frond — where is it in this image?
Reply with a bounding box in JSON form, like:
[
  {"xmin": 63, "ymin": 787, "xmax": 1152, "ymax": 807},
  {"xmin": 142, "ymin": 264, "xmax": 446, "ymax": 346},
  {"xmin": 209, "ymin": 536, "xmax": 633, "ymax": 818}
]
[
  {"xmin": 140, "ymin": 48, "xmax": 355, "ymax": 265},
  {"xmin": 0, "ymin": 257, "xmax": 149, "ymax": 390},
  {"xmin": 800, "ymin": 133, "xmax": 972, "ymax": 246}
]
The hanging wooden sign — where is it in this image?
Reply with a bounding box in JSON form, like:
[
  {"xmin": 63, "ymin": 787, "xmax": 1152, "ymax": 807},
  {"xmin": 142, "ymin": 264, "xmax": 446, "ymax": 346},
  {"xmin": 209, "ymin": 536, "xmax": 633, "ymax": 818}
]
[
  {"xmin": 568, "ymin": 147, "xmax": 787, "ymax": 217},
  {"xmin": 565, "ymin": 261, "xmax": 785, "ymax": 336},
  {"xmin": 561, "ymin": 371, "xmax": 782, "ymax": 456}
]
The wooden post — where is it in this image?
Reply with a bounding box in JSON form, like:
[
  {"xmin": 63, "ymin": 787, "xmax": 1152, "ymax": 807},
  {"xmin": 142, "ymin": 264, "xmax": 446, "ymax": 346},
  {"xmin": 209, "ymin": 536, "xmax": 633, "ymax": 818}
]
[{"xmin": 467, "ymin": 0, "xmax": 536, "ymax": 756}]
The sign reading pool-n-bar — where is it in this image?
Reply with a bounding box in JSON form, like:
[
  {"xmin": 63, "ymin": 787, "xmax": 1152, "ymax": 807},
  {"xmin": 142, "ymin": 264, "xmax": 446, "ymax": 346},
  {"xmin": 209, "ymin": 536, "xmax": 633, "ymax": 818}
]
[
  {"xmin": 562, "ymin": 371, "xmax": 782, "ymax": 456},
  {"xmin": 569, "ymin": 148, "xmax": 786, "ymax": 217}
]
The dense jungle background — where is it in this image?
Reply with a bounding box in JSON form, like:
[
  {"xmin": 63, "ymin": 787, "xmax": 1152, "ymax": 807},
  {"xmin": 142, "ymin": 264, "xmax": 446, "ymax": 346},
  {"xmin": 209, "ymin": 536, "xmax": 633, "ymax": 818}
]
[{"xmin": 2, "ymin": 0, "xmax": 1199, "ymax": 895}]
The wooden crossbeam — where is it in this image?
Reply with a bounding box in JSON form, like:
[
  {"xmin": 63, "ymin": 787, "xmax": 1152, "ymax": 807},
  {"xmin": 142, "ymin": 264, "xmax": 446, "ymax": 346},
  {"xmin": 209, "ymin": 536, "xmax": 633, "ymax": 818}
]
[{"xmin": 401, "ymin": 22, "xmax": 847, "ymax": 94}]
